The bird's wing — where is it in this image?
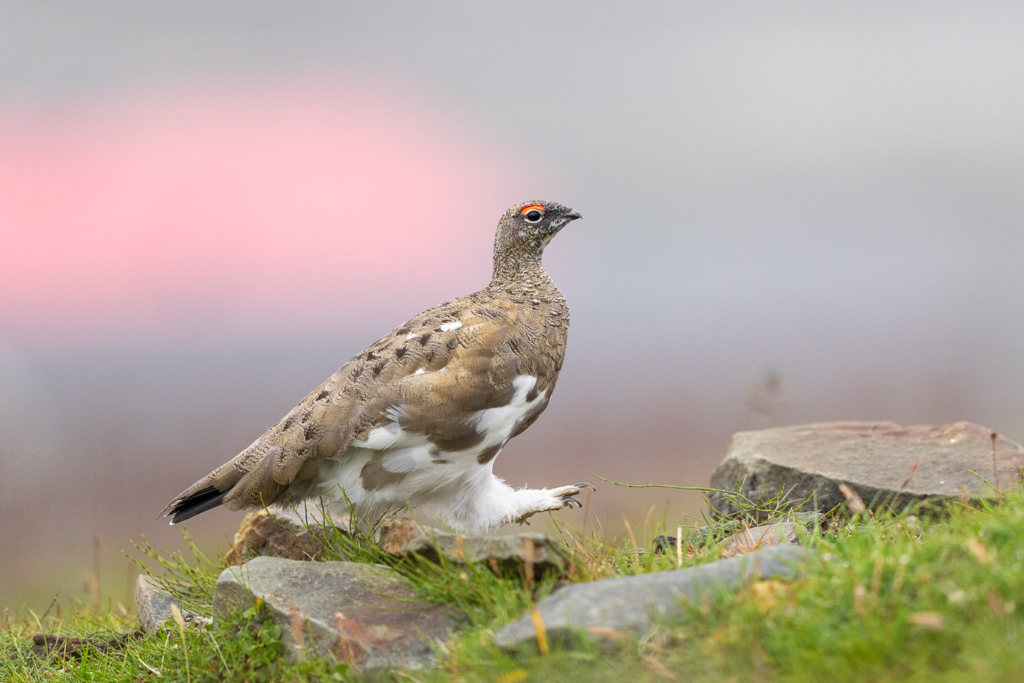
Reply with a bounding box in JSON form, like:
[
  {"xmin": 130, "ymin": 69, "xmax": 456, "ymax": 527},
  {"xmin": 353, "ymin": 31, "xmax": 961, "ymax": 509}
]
[{"xmin": 162, "ymin": 303, "xmax": 529, "ymax": 520}]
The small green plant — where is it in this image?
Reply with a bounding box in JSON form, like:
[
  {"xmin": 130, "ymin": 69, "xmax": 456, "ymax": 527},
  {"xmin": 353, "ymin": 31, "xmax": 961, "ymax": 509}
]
[{"xmin": 131, "ymin": 528, "xmax": 222, "ymax": 616}]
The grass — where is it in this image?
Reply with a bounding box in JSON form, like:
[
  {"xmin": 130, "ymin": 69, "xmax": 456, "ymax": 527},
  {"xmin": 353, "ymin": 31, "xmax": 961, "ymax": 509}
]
[{"xmin": 4, "ymin": 482, "xmax": 1024, "ymax": 682}]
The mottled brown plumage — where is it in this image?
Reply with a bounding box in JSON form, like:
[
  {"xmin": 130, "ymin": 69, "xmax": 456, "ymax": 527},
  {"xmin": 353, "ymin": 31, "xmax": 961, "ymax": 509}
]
[{"xmin": 163, "ymin": 201, "xmax": 588, "ymax": 531}]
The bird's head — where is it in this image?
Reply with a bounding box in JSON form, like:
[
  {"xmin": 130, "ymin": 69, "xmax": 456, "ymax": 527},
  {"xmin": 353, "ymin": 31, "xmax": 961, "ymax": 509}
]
[{"xmin": 491, "ymin": 200, "xmax": 582, "ymax": 278}]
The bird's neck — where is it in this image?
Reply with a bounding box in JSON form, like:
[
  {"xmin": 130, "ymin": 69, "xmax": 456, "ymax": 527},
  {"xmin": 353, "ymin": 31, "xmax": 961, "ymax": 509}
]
[{"xmin": 489, "ymin": 251, "xmax": 552, "ymax": 289}]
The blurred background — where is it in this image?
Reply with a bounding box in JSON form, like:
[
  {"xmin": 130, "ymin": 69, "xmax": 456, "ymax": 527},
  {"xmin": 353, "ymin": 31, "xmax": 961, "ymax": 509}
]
[{"xmin": 2, "ymin": 1, "xmax": 1023, "ymax": 612}]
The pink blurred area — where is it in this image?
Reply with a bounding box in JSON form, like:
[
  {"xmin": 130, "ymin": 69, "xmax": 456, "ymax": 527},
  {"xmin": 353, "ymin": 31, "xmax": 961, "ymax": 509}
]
[
  {"xmin": 0, "ymin": 78, "xmax": 527, "ymax": 347},
  {"xmin": 0, "ymin": 77, "xmax": 553, "ymax": 611}
]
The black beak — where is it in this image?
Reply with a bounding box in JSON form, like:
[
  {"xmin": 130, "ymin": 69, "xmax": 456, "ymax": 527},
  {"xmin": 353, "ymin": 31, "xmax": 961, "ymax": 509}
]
[{"xmin": 563, "ymin": 209, "xmax": 583, "ymax": 221}]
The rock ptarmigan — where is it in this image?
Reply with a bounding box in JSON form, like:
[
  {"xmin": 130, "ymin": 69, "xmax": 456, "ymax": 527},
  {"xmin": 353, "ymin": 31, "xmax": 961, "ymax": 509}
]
[{"xmin": 162, "ymin": 201, "xmax": 592, "ymax": 533}]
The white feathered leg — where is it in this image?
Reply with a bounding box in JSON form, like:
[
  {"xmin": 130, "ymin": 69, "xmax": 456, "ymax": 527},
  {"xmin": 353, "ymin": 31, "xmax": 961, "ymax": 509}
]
[{"xmin": 427, "ymin": 467, "xmax": 591, "ymax": 534}]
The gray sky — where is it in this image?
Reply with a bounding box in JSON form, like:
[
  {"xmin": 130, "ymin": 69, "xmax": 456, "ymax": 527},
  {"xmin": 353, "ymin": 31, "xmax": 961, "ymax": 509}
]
[{"xmin": 2, "ymin": 1, "xmax": 1023, "ymax": 609}]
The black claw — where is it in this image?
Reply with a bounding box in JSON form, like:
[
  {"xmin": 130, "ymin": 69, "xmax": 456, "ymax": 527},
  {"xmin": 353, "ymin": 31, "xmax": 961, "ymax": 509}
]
[
  {"xmin": 575, "ymin": 482, "xmax": 597, "ymax": 492},
  {"xmin": 561, "ymin": 496, "xmax": 583, "ymax": 508}
]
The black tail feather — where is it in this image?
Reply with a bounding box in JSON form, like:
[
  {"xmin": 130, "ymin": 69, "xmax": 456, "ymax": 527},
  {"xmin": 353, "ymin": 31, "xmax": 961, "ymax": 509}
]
[{"xmin": 167, "ymin": 487, "xmax": 227, "ymax": 524}]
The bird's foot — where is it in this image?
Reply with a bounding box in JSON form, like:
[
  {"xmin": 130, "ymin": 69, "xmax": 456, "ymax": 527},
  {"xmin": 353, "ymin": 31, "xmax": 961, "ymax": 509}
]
[{"xmin": 513, "ymin": 482, "xmax": 596, "ymax": 525}]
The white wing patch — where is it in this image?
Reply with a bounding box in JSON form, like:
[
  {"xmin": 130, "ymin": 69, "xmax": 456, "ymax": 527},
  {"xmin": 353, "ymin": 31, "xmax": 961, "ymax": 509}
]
[
  {"xmin": 474, "ymin": 375, "xmax": 546, "ymax": 446},
  {"xmin": 380, "ymin": 444, "xmax": 434, "ymax": 473},
  {"xmin": 353, "ymin": 420, "xmax": 426, "ymax": 451},
  {"xmin": 348, "ymin": 375, "xmax": 544, "ymax": 461}
]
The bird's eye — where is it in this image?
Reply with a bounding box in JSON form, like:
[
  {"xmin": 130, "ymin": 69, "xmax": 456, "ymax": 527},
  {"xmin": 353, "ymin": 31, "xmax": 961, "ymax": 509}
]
[{"xmin": 520, "ymin": 204, "xmax": 545, "ymax": 223}]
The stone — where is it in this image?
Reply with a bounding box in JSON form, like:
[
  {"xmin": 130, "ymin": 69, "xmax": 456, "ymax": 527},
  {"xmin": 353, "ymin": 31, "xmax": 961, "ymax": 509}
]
[
  {"xmin": 28, "ymin": 630, "xmax": 145, "ymax": 660},
  {"xmin": 708, "ymin": 421, "xmax": 1024, "ymax": 520},
  {"xmin": 213, "ymin": 557, "xmax": 463, "ymax": 674},
  {"xmin": 378, "ymin": 516, "xmax": 569, "ymax": 577},
  {"xmin": 135, "ymin": 575, "xmax": 188, "ymax": 633},
  {"xmin": 225, "ymin": 508, "xmax": 349, "ymax": 566},
  {"xmin": 226, "ymin": 509, "xmax": 570, "ymax": 577},
  {"xmin": 715, "ymin": 521, "xmax": 802, "ymax": 558},
  {"xmin": 493, "ymin": 545, "xmax": 813, "ymax": 650},
  {"xmin": 653, "ymin": 512, "xmax": 824, "ymax": 554}
]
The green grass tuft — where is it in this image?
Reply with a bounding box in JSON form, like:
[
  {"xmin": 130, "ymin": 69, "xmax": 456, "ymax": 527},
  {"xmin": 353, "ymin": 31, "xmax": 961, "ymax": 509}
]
[{"xmin": 5, "ymin": 483, "xmax": 1024, "ymax": 681}]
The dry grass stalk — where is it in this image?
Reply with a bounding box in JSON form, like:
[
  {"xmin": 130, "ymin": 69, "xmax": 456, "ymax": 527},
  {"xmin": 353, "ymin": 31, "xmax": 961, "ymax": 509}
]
[
  {"xmin": 839, "ymin": 484, "xmax": 867, "ymax": 514},
  {"xmin": 170, "ymin": 604, "xmax": 190, "ymax": 683},
  {"xmin": 170, "ymin": 604, "xmax": 186, "ymax": 630},
  {"xmin": 585, "ymin": 626, "xmax": 624, "ymax": 640},
  {"xmin": 134, "ymin": 652, "xmax": 163, "ymax": 677},
  {"xmin": 642, "ymin": 653, "xmax": 677, "ymax": 680},
  {"xmin": 967, "ymin": 538, "xmax": 995, "ymax": 564},
  {"xmin": 529, "ymin": 608, "xmax": 548, "ymax": 655},
  {"xmin": 900, "ymin": 459, "xmax": 921, "ymax": 490},
  {"xmin": 623, "ymin": 517, "xmax": 640, "ymax": 564}
]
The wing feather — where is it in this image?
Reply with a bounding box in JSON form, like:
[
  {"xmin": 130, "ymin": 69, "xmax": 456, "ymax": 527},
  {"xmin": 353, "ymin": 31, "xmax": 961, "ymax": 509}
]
[{"xmin": 162, "ymin": 304, "xmax": 529, "ymax": 519}]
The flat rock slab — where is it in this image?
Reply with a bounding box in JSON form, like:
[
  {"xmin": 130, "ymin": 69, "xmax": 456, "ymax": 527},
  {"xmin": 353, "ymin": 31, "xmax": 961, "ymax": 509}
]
[
  {"xmin": 654, "ymin": 512, "xmax": 824, "ymax": 555},
  {"xmin": 708, "ymin": 421, "xmax": 1024, "ymax": 520},
  {"xmin": 213, "ymin": 557, "xmax": 463, "ymax": 674},
  {"xmin": 135, "ymin": 575, "xmax": 187, "ymax": 634},
  {"xmin": 378, "ymin": 517, "xmax": 569, "ymax": 577},
  {"xmin": 494, "ymin": 545, "xmax": 813, "ymax": 650},
  {"xmin": 715, "ymin": 521, "xmax": 804, "ymax": 558},
  {"xmin": 227, "ymin": 509, "xmax": 569, "ymax": 577}
]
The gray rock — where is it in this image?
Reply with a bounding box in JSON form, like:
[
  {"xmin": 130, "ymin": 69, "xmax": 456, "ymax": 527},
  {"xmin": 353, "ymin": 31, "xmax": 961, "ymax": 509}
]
[
  {"xmin": 653, "ymin": 511, "xmax": 824, "ymax": 554},
  {"xmin": 226, "ymin": 509, "xmax": 571, "ymax": 578},
  {"xmin": 378, "ymin": 517, "xmax": 569, "ymax": 577},
  {"xmin": 493, "ymin": 545, "xmax": 814, "ymax": 650},
  {"xmin": 708, "ymin": 421, "xmax": 1024, "ymax": 520},
  {"xmin": 213, "ymin": 557, "xmax": 463, "ymax": 674},
  {"xmin": 135, "ymin": 575, "xmax": 185, "ymax": 634},
  {"xmin": 715, "ymin": 521, "xmax": 803, "ymax": 558}
]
